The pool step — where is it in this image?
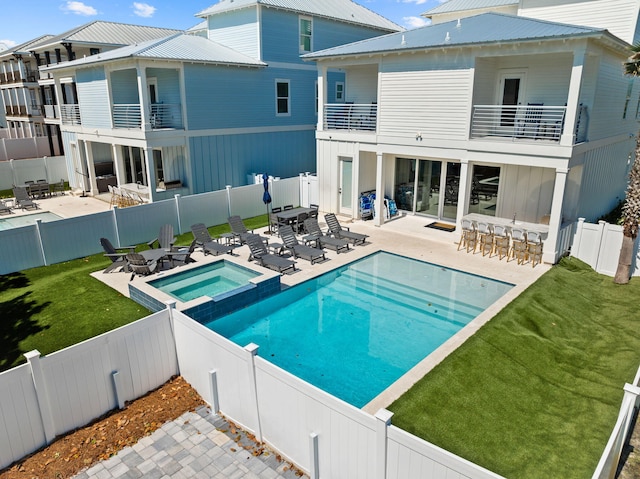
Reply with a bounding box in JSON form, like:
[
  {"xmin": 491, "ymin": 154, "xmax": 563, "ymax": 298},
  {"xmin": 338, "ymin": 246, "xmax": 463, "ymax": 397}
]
[{"xmin": 333, "ymin": 269, "xmax": 483, "ymax": 324}]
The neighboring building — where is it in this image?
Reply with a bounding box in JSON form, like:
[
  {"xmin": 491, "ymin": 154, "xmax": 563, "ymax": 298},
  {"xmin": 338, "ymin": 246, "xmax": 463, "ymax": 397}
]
[
  {"xmin": 42, "ymin": 0, "xmax": 401, "ymax": 202},
  {"xmin": 0, "ymin": 22, "xmax": 180, "ymax": 158},
  {"xmin": 306, "ymin": 1, "xmax": 639, "ymax": 264}
]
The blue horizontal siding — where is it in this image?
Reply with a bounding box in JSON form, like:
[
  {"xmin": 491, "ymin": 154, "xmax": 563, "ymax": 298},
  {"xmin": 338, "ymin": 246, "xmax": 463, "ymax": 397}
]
[
  {"xmin": 76, "ymin": 67, "xmax": 111, "ymax": 129},
  {"xmin": 184, "ymin": 64, "xmax": 317, "ymax": 130},
  {"xmin": 188, "ymin": 129, "xmax": 315, "ymax": 191},
  {"xmin": 208, "ymin": 8, "xmax": 260, "ymax": 59},
  {"xmin": 110, "ymin": 69, "xmax": 139, "ymax": 104},
  {"xmin": 147, "ymin": 67, "xmax": 181, "ymax": 105}
]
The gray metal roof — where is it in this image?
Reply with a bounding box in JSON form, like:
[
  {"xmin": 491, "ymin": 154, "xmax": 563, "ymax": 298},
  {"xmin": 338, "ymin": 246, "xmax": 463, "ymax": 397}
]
[
  {"xmin": 303, "ymin": 13, "xmax": 615, "ymax": 59},
  {"xmin": 196, "ymin": 0, "xmax": 402, "ymax": 32},
  {"xmin": 29, "ymin": 21, "xmax": 181, "ymax": 50},
  {"xmin": 423, "ymin": 0, "xmax": 518, "ymax": 17},
  {"xmin": 42, "ymin": 33, "xmax": 266, "ymax": 71},
  {"xmin": 9, "ymin": 35, "xmax": 55, "ymax": 54},
  {"xmin": 187, "ymin": 20, "xmax": 208, "ymax": 32}
]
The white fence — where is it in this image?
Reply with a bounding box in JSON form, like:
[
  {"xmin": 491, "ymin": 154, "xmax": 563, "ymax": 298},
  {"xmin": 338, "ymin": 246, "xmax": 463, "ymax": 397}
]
[
  {"xmin": 0, "ymin": 137, "xmax": 62, "ymax": 162},
  {"xmin": 0, "ymin": 174, "xmax": 312, "ymax": 275},
  {"xmin": 570, "ymin": 218, "xmax": 640, "ymax": 277},
  {"xmin": 172, "ymin": 309, "xmax": 504, "ymax": 479},
  {"xmin": 0, "ymin": 310, "xmax": 177, "ymax": 470},
  {"xmin": 0, "ymin": 156, "xmax": 67, "ymax": 190},
  {"xmin": 592, "ymin": 366, "xmax": 640, "ymax": 479}
]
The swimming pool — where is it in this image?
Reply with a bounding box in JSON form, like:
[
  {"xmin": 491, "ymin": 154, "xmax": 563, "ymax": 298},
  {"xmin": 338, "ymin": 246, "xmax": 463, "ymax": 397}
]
[
  {"xmin": 150, "ymin": 261, "xmax": 260, "ymax": 302},
  {"xmin": 205, "ymin": 251, "xmax": 513, "ymax": 408},
  {"xmin": 0, "ymin": 212, "xmax": 62, "ymax": 230}
]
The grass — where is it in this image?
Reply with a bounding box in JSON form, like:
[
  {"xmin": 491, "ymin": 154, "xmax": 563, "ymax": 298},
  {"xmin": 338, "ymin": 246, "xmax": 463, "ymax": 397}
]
[
  {"xmin": 0, "ymin": 215, "xmax": 268, "ymax": 372},
  {"xmin": 389, "ymin": 257, "xmax": 640, "ymax": 479}
]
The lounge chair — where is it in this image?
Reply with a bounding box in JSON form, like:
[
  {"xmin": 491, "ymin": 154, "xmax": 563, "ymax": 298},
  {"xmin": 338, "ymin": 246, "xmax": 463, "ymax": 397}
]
[
  {"xmin": 303, "ymin": 218, "xmax": 350, "ymax": 253},
  {"xmin": 246, "ymin": 234, "xmax": 297, "ymax": 274},
  {"xmin": 324, "ymin": 213, "xmax": 368, "ymax": 245},
  {"xmin": 166, "ymin": 239, "xmax": 197, "ymax": 267},
  {"xmin": 12, "ymin": 186, "xmax": 38, "ymax": 210},
  {"xmin": 148, "ymin": 224, "xmax": 176, "ymax": 250},
  {"xmin": 0, "ymin": 199, "xmax": 12, "ymax": 215},
  {"xmin": 126, "ymin": 253, "xmax": 159, "ymax": 280},
  {"xmin": 100, "ymin": 237, "xmax": 136, "ymax": 273},
  {"xmin": 190, "ymin": 223, "xmax": 234, "ymax": 256},
  {"xmin": 278, "ymin": 224, "xmax": 326, "ymax": 264},
  {"xmin": 228, "ymin": 215, "xmax": 267, "ymax": 245}
]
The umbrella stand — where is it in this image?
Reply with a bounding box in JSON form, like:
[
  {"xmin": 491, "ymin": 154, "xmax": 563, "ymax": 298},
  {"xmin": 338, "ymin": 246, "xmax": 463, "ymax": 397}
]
[{"xmin": 263, "ymin": 173, "xmax": 273, "ymax": 234}]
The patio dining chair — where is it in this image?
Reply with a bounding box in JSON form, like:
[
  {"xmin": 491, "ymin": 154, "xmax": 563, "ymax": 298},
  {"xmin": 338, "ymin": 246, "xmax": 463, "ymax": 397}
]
[
  {"xmin": 526, "ymin": 230, "xmax": 544, "ymax": 268},
  {"xmin": 509, "ymin": 228, "xmax": 528, "ymax": 264},
  {"xmin": 475, "ymin": 222, "xmax": 494, "ymax": 256},
  {"xmin": 457, "ymin": 218, "xmax": 476, "ymax": 253},
  {"xmin": 492, "ymin": 224, "xmax": 510, "ymax": 260}
]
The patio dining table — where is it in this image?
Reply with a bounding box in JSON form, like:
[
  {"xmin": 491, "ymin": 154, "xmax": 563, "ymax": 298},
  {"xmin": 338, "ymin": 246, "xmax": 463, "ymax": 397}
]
[{"xmin": 275, "ymin": 207, "xmax": 314, "ymax": 222}]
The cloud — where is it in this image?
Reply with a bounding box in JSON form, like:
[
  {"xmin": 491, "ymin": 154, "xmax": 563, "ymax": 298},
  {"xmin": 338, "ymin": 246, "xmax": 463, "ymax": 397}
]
[
  {"xmin": 61, "ymin": 1, "xmax": 98, "ymax": 16},
  {"xmin": 403, "ymin": 16, "xmax": 430, "ymax": 29},
  {"xmin": 0, "ymin": 40, "xmax": 17, "ymax": 52},
  {"xmin": 132, "ymin": 2, "xmax": 156, "ymax": 17}
]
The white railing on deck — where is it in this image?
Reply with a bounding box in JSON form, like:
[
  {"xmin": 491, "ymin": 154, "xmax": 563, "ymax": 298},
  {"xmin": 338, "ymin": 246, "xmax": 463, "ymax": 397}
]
[
  {"xmin": 113, "ymin": 104, "xmax": 142, "ymax": 129},
  {"xmin": 471, "ymin": 105, "xmax": 567, "ymax": 142},
  {"xmin": 60, "ymin": 104, "xmax": 81, "ymax": 125},
  {"xmin": 324, "ymin": 103, "xmax": 377, "ymax": 131},
  {"xmin": 150, "ymin": 103, "xmax": 183, "ymax": 129}
]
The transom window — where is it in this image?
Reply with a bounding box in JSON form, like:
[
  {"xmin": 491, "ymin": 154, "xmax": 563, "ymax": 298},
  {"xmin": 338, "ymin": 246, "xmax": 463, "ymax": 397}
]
[
  {"xmin": 299, "ymin": 17, "xmax": 312, "ymax": 52},
  {"xmin": 276, "ymin": 80, "xmax": 290, "ymax": 116}
]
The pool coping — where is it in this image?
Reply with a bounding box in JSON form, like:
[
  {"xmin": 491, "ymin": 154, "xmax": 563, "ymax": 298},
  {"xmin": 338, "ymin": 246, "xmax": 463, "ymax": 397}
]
[{"xmin": 128, "ymin": 254, "xmax": 281, "ymax": 313}]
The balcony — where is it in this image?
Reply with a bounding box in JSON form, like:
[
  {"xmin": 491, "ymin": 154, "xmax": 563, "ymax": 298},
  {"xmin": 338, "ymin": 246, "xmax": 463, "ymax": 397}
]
[
  {"xmin": 150, "ymin": 103, "xmax": 183, "ymax": 129},
  {"xmin": 470, "ymin": 105, "xmax": 588, "ymax": 144},
  {"xmin": 324, "ymin": 103, "xmax": 377, "ymax": 131},
  {"xmin": 60, "ymin": 104, "xmax": 81, "ymax": 125},
  {"xmin": 42, "ymin": 104, "xmax": 59, "ymax": 119},
  {"xmin": 112, "ymin": 104, "xmax": 141, "ymax": 129}
]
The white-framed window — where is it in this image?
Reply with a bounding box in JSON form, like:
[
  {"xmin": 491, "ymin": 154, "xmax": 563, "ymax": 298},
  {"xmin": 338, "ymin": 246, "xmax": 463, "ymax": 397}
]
[
  {"xmin": 276, "ymin": 79, "xmax": 290, "ymax": 116},
  {"xmin": 336, "ymin": 82, "xmax": 345, "ymax": 102},
  {"xmin": 299, "ymin": 16, "xmax": 312, "ymax": 53}
]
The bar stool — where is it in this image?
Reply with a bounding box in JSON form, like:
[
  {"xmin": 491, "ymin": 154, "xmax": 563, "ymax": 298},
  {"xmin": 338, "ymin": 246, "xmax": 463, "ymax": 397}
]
[
  {"xmin": 458, "ymin": 218, "xmax": 477, "ymax": 253},
  {"xmin": 476, "ymin": 222, "xmax": 494, "ymax": 256},
  {"xmin": 509, "ymin": 228, "xmax": 528, "ymax": 264},
  {"xmin": 526, "ymin": 230, "xmax": 544, "ymax": 267},
  {"xmin": 492, "ymin": 224, "xmax": 510, "ymax": 260}
]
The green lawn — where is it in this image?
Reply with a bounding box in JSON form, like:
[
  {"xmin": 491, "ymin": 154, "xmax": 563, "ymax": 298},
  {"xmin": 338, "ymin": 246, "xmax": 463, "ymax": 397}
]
[
  {"xmin": 0, "ymin": 215, "xmax": 268, "ymax": 372},
  {"xmin": 389, "ymin": 257, "xmax": 640, "ymax": 479}
]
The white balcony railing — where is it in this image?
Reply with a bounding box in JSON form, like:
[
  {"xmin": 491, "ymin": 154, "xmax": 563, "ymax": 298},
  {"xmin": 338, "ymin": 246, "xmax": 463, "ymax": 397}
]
[
  {"xmin": 113, "ymin": 104, "xmax": 141, "ymax": 129},
  {"xmin": 150, "ymin": 103, "xmax": 183, "ymax": 129},
  {"xmin": 60, "ymin": 104, "xmax": 81, "ymax": 125},
  {"xmin": 324, "ymin": 103, "xmax": 377, "ymax": 131},
  {"xmin": 470, "ymin": 104, "xmax": 588, "ymax": 144}
]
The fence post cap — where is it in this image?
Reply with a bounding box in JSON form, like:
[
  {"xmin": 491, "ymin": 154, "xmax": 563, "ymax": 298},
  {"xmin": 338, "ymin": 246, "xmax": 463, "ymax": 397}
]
[
  {"xmin": 375, "ymin": 408, "xmax": 394, "ymax": 424},
  {"xmin": 24, "ymin": 350, "xmax": 42, "ymax": 361}
]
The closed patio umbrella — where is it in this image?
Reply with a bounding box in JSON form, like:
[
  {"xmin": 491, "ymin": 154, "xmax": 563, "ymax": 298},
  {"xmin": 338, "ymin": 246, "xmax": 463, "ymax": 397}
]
[{"xmin": 263, "ymin": 173, "xmax": 273, "ymax": 233}]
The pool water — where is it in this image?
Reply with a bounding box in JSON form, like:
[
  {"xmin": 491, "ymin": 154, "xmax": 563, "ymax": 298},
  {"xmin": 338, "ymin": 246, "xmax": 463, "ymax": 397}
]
[
  {"xmin": 0, "ymin": 212, "xmax": 62, "ymax": 230},
  {"xmin": 150, "ymin": 261, "xmax": 260, "ymax": 302},
  {"xmin": 206, "ymin": 251, "xmax": 513, "ymax": 407}
]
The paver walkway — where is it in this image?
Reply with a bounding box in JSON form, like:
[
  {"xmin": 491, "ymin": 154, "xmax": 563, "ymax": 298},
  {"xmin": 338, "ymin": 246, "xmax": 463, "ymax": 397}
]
[{"xmin": 73, "ymin": 407, "xmax": 308, "ymax": 479}]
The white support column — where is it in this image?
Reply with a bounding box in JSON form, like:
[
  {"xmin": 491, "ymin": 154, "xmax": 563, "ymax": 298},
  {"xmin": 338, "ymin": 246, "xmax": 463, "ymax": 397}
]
[
  {"xmin": 561, "ymin": 47, "xmax": 586, "ymax": 146},
  {"xmin": 83, "ymin": 140, "xmax": 97, "ymax": 195},
  {"xmin": 24, "ymin": 350, "xmax": 56, "ymax": 444},
  {"xmin": 544, "ymin": 167, "xmax": 569, "ymax": 264},
  {"xmin": 375, "ymin": 409, "xmax": 393, "ymax": 479},
  {"xmin": 244, "ymin": 343, "xmax": 263, "ymax": 442},
  {"xmin": 317, "ymin": 65, "xmax": 327, "ymax": 132},
  {"xmin": 144, "ymin": 147, "xmax": 155, "ymax": 197},
  {"xmin": 353, "ymin": 146, "xmax": 361, "ymax": 220},
  {"xmin": 374, "ymin": 152, "xmax": 384, "ymax": 226},
  {"xmin": 137, "ymin": 64, "xmax": 149, "ymax": 130},
  {"xmin": 455, "ymin": 159, "xmax": 470, "ymax": 230},
  {"xmin": 112, "ymin": 143, "xmax": 123, "ymax": 185}
]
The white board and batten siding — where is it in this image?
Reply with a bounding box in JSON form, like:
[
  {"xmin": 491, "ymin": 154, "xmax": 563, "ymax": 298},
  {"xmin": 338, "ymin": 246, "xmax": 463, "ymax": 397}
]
[
  {"xmin": 520, "ymin": 0, "xmax": 640, "ymax": 44},
  {"xmin": 378, "ymin": 68, "xmax": 473, "ymax": 141}
]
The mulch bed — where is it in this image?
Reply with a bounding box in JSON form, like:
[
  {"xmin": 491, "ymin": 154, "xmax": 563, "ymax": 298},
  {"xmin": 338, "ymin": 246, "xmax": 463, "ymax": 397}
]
[{"xmin": 0, "ymin": 376, "xmax": 205, "ymax": 479}]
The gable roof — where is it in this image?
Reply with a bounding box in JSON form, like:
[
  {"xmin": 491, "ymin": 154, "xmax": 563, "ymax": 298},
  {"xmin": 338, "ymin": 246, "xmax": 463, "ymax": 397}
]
[
  {"xmin": 303, "ymin": 12, "xmax": 619, "ymax": 59},
  {"xmin": 422, "ymin": 0, "xmax": 518, "ymax": 17},
  {"xmin": 196, "ymin": 0, "xmax": 402, "ymax": 33},
  {"xmin": 29, "ymin": 21, "xmax": 180, "ymax": 51},
  {"xmin": 7, "ymin": 35, "xmax": 55, "ymax": 55},
  {"xmin": 41, "ymin": 33, "xmax": 266, "ymax": 71}
]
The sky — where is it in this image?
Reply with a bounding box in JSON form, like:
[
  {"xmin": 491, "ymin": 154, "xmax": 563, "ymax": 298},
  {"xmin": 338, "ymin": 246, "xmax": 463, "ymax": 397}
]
[{"xmin": 0, "ymin": 0, "xmax": 445, "ymax": 51}]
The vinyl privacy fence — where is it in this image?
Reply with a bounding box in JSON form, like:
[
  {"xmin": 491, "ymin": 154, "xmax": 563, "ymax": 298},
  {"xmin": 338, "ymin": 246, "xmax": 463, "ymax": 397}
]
[{"xmin": 0, "ymin": 175, "xmax": 311, "ymax": 275}]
